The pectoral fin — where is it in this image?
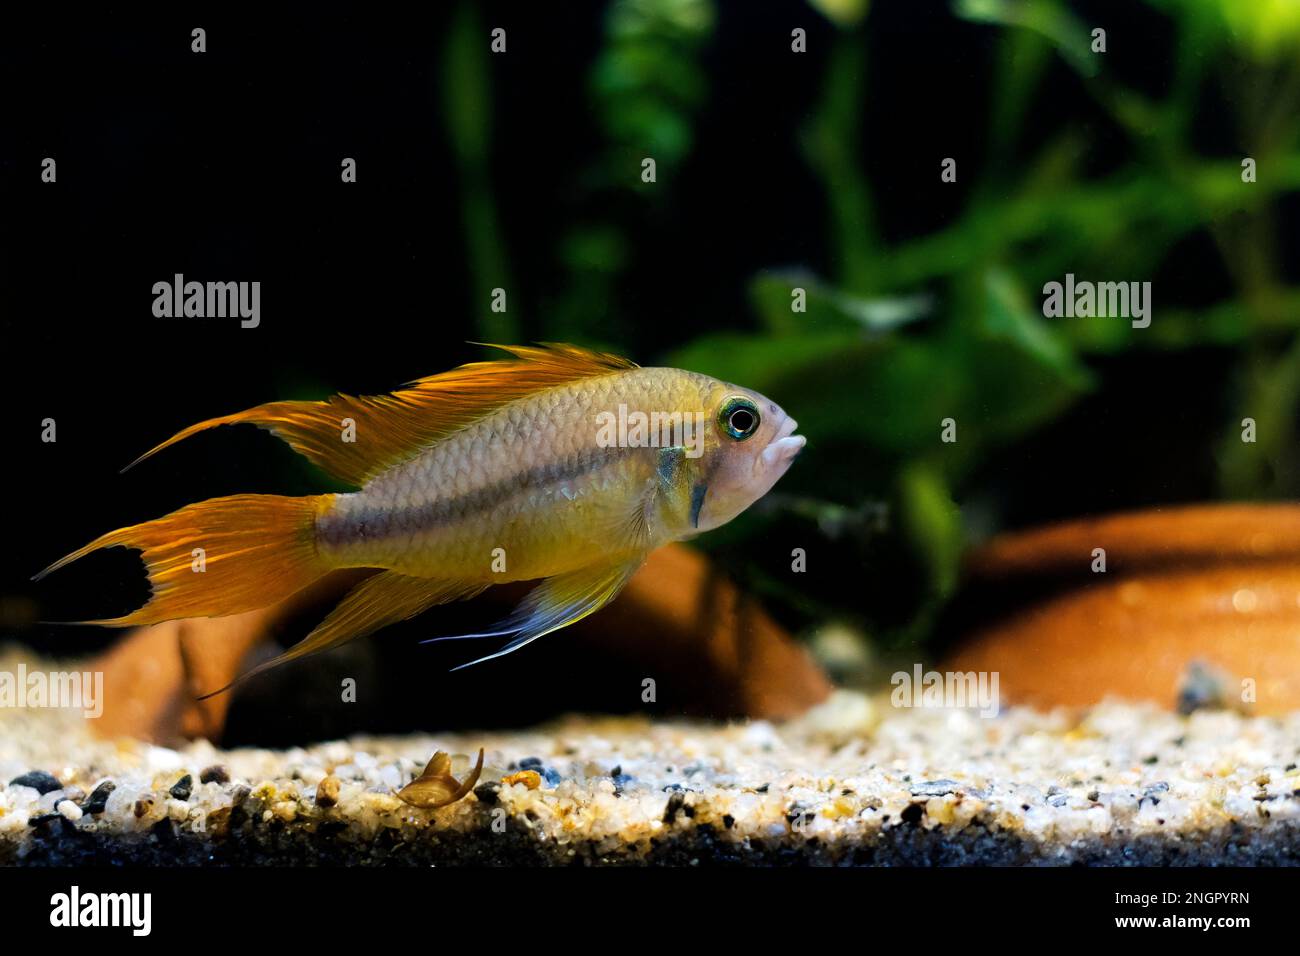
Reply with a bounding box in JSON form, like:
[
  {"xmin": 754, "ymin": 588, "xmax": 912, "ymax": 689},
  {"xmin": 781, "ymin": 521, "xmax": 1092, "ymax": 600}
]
[
  {"xmin": 659, "ymin": 446, "xmax": 708, "ymax": 530},
  {"xmin": 442, "ymin": 559, "xmax": 645, "ymax": 671},
  {"xmin": 657, "ymin": 446, "xmax": 686, "ymax": 488}
]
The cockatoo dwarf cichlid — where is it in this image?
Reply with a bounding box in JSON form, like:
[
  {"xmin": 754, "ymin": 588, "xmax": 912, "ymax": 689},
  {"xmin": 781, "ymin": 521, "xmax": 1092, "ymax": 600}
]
[{"xmin": 36, "ymin": 344, "xmax": 805, "ymax": 692}]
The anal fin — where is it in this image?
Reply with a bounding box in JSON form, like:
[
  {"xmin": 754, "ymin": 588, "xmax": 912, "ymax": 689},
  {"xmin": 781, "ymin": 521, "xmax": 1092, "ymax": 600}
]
[{"xmin": 442, "ymin": 559, "xmax": 645, "ymax": 671}]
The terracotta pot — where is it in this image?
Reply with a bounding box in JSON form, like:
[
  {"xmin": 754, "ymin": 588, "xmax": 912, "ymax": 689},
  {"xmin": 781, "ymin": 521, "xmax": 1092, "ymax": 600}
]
[{"xmin": 943, "ymin": 504, "xmax": 1300, "ymax": 714}]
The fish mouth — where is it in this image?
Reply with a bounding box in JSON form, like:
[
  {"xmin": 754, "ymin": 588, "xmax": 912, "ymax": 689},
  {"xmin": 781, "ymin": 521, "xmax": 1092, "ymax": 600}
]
[{"xmin": 760, "ymin": 417, "xmax": 805, "ymax": 471}]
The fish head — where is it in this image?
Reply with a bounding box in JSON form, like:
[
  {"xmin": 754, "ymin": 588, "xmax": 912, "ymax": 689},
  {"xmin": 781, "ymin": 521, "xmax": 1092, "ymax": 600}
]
[{"xmin": 691, "ymin": 382, "xmax": 805, "ymax": 532}]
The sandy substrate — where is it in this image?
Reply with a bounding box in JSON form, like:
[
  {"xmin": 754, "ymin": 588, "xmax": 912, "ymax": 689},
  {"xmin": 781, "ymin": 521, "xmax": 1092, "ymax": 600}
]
[{"xmin": 2, "ymin": 663, "xmax": 1299, "ymax": 865}]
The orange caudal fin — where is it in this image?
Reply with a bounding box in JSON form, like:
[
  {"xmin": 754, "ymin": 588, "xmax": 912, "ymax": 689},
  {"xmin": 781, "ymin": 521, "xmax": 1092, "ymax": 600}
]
[
  {"xmin": 121, "ymin": 343, "xmax": 637, "ymax": 486},
  {"xmin": 34, "ymin": 494, "xmax": 336, "ymax": 626}
]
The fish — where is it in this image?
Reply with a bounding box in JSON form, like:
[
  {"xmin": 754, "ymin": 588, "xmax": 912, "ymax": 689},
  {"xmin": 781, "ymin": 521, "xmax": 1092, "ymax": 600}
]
[{"xmin": 35, "ymin": 343, "xmax": 805, "ymax": 690}]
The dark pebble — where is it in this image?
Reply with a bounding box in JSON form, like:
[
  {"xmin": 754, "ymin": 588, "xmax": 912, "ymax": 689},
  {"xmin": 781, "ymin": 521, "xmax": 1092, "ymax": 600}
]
[
  {"xmin": 169, "ymin": 775, "xmax": 193, "ymax": 801},
  {"xmin": 900, "ymin": 803, "xmax": 925, "ymax": 826},
  {"xmin": 663, "ymin": 791, "xmax": 687, "ymax": 824},
  {"xmin": 27, "ymin": 812, "xmax": 63, "ymax": 828},
  {"xmin": 151, "ymin": 819, "xmax": 177, "ymax": 843},
  {"xmin": 506, "ymin": 758, "xmax": 558, "ymax": 786},
  {"xmin": 609, "ymin": 765, "xmax": 622, "ymax": 777},
  {"xmin": 199, "ymin": 765, "xmax": 229, "ymax": 785},
  {"xmin": 81, "ymin": 781, "xmax": 115, "ymax": 815},
  {"xmin": 10, "ymin": 770, "xmax": 62, "ymax": 794},
  {"xmin": 1177, "ymin": 662, "xmax": 1227, "ymax": 715},
  {"xmin": 473, "ymin": 782, "xmax": 501, "ymax": 805},
  {"xmin": 722, "ymin": 814, "xmax": 735, "ymax": 829}
]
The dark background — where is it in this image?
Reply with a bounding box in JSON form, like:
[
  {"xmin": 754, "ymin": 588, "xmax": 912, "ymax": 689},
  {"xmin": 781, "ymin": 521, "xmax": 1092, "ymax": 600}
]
[{"xmin": 2, "ymin": 1, "xmax": 1297, "ymax": 742}]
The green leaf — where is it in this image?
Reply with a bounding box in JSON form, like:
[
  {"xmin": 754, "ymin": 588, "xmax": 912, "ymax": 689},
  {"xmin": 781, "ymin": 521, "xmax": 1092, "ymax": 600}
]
[
  {"xmin": 981, "ymin": 267, "xmax": 1091, "ymax": 391},
  {"xmin": 897, "ymin": 463, "xmax": 963, "ymax": 599},
  {"xmin": 954, "ymin": 0, "xmax": 1099, "ymax": 77}
]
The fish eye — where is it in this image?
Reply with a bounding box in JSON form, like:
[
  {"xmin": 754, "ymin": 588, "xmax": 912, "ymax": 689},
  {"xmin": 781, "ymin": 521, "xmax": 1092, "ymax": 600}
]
[{"xmin": 719, "ymin": 396, "xmax": 760, "ymax": 441}]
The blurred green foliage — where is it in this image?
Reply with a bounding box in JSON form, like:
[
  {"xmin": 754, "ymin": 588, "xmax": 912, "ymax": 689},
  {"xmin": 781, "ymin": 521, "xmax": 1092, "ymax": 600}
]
[
  {"xmin": 443, "ymin": 2, "xmax": 518, "ymax": 343},
  {"xmin": 551, "ymin": 0, "xmax": 715, "ymax": 347}
]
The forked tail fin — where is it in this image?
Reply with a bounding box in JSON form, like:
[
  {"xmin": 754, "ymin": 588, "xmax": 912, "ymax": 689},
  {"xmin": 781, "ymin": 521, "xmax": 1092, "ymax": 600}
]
[{"xmin": 35, "ymin": 493, "xmax": 336, "ymax": 626}]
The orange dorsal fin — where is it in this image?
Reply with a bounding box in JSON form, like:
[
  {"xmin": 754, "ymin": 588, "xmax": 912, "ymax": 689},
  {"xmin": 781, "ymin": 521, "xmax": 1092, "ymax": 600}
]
[{"xmin": 125, "ymin": 343, "xmax": 637, "ymax": 486}]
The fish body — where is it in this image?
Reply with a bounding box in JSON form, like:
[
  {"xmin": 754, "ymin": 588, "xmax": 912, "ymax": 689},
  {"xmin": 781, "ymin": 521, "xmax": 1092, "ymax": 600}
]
[{"xmin": 38, "ymin": 345, "xmax": 804, "ymax": 685}]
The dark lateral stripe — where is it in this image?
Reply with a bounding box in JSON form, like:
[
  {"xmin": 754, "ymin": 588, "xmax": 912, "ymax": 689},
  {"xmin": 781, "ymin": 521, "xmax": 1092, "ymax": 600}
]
[{"xmin": 323, "ymin": 445, "xmax": 637, "ymax": 546}]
